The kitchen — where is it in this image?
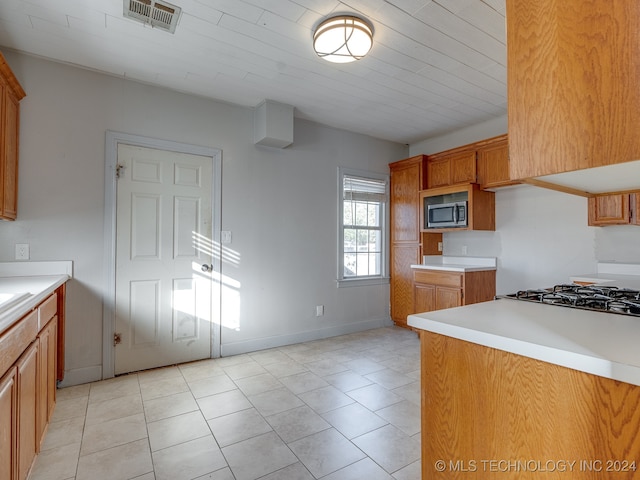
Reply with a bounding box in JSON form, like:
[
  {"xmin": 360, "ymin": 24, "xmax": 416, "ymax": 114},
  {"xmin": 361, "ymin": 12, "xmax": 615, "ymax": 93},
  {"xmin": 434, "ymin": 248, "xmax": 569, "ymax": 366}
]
[{"xmin": 2, "ymin": 0, "xmax": 640, "ymax": 479}]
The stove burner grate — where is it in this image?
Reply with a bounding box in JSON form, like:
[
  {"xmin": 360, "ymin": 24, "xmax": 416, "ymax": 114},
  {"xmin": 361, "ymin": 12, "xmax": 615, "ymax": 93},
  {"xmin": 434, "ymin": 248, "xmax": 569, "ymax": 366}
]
[{"xmin": 500, "ymin": 283, "xmax": 640, "ymax": 317}]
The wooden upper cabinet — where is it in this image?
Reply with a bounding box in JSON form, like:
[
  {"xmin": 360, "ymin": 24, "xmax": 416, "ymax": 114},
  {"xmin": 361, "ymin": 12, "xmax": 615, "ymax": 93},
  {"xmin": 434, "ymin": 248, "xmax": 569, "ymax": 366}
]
[
  {"xmin": 507, "ymin": 0, "xmax": 640, "ymax": 179},
  {"xmin": 426, "ymin": 150, "xmax": 476, "ymax": 189},
  {"xmin": 0, "ymin": 52, "xmax": 26, "ymax": 221},
  {"xmin": 477, "ymin": 135, "xmax": 515, "ymax": 189},
  {"xmin": 390, "ymin": 155, "xmax": 425, "ymax": 244},
  {"xmin": 588, "ymin": 193, "xmax": 640, "ymax": 226}
]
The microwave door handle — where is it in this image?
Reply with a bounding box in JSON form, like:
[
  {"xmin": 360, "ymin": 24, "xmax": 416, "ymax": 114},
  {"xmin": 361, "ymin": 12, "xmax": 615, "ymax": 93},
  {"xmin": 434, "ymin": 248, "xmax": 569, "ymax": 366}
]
[{"xmin": 453, "ymin": 205, "xmax": 459, "ymax": 224}]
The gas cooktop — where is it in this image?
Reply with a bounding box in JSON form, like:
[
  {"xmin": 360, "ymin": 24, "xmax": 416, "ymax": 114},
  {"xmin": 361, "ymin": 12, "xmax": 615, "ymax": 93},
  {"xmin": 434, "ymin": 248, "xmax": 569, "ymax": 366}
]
[{"xmin": 498, "ymin": 284, "xmax": 640, "ymax": 317}]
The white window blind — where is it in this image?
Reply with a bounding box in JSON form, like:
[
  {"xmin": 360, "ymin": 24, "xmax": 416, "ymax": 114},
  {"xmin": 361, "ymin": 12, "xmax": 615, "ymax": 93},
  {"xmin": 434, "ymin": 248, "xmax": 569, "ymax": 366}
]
[{"xmin": 343, "ymin": 175, "xmax": 387, "ymax": 203}]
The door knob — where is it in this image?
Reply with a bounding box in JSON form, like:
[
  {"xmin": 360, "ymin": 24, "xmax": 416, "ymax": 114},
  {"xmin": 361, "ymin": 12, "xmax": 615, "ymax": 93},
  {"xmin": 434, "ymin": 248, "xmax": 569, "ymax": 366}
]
[{"xmin": 201, "ymin": 264, "xmax": 212, "ymax": 272}]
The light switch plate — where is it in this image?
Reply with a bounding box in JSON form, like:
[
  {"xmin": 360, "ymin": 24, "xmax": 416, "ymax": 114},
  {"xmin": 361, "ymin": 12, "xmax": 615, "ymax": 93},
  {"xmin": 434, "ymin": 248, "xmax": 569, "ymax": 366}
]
[{"xmin": 221, "ymin": 231, "xmax": 232, "ymax": 244}]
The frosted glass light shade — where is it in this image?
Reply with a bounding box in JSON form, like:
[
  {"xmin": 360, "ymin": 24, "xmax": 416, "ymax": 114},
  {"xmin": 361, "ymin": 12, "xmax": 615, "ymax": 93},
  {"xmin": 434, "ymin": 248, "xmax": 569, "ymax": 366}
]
[{"xmin": 313, "ymin": 16, "xmax": 373, "ymax": 63}]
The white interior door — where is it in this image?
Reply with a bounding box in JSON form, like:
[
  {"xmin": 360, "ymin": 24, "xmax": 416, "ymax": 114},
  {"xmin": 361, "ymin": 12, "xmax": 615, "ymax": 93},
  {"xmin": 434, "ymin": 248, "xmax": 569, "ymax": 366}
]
[{"xmin": 114, "ymin": 144, "xmax": 215, "ymax": 375}]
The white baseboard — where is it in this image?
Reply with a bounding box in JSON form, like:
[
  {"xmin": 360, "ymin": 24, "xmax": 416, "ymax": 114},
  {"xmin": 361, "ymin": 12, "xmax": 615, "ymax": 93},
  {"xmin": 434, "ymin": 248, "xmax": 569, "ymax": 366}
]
[
  {"xmin": 221, "ymin": 317, "xmax": 391, "ymax": 357},
  {"xmin": 57, "ymin": 365, "xmax": 102, "ymax": 388}
]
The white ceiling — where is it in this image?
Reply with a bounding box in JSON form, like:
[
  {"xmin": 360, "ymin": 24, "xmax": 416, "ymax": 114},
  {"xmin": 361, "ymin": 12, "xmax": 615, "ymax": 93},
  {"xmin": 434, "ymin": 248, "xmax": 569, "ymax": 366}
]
[{"xmin": 0, "ymin": 0, "xmax": 507, "ymax": 145}]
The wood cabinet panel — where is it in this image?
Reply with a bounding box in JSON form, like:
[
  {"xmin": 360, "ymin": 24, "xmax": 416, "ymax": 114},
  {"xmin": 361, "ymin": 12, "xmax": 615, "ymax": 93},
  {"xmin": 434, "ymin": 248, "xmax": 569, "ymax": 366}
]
[
  {"xmin": 414, "ymin": 284, "xmax": 435, "ymax": 314},
  {"xmin": 37, "ymin": 317, "xmax": 57, "ymax": 447},
  {"xmin": 16, "ymin": 342, "xmax": 37, "ymax": 480},
  {"xmin": 588, "ymin": 194, "xmax": 630, "ymax": 226},
  {"xmin": 37, "ymin": 293, "xmax": 57, "ymax": 331},
  {"xmin": 426, "ymin": 150, "xmax": 476, "ymax": 189},
  {"xmin": 507, "ymin": 0, "xmax": 640, "ymax": 179},
  {"xmin": 413, "ymin": 269, "xmax": 495, "ymax": 314},
  {"xmin": 1, "ymin": 286, "xmax": 64, "ymax": 480},
  {"xmin": 421, "ymin": 331, "xmax": 640, "ymax": 479},
  {"xmin": 0, "ymin": 311, "xmax": 38, "ymax": 377},
  {"xmin": 391, "ymin": 244, "xmax": 422, "ymax": 327},
  {"xmin": 1, "ymin": 88, "xmax": 19, "ymax": 220},
  {"xmin": 450, "ymin": 151, "xmax": 476, "ymax": 185},
  {"xmin": 426, "ymin": 158, "xmax": 450, "ymax": 189},
  {"xmin": 477, "ymin": 136, "xmax": 515, "ymax": 189},
  {"xmin": 413, "ymin": 270, "xmax": 462, "ymax": 289},
  {"xmin": 421, "ymin": 183, "xmax": 495, "ymax": 232},
  {"xmin": 435, "ymin": 287, "xmax": 462, "ymax": 310},
  {"xmin": 0, "ymin": 367, "xmax": 17, "ymax": 480},
  {"xmin": 390, "ymin": 156, "xmax": 424, "ymax": 243},
  {"xmin": 0, "ymin": 52, "xmax": 25, "ymax": 221},
  {"xmin": 389, "ymin": 156, "xmax": 443, "ymax": 328}
]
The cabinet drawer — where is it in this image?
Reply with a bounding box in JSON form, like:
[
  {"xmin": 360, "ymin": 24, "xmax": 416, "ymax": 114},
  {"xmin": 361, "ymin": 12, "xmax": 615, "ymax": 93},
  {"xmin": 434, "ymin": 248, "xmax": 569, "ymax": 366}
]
[
  {"xmin": 413, "ymin": 270, "xmax": 462, "ymax": 288},
  {"xmin": 0, "ymin": 310, "xmax": 38, "ymax": 377},
  {"xmin": 38, "ymin": 293, "xmax": 57, "ymax": 331}
]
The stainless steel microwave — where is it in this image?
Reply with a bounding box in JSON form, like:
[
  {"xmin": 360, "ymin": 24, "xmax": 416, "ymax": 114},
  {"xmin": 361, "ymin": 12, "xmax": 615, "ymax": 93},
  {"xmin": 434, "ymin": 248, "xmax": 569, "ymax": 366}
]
[{"xmin": 426, "ymin": 201, "xmax": 468, "ymax": 228}]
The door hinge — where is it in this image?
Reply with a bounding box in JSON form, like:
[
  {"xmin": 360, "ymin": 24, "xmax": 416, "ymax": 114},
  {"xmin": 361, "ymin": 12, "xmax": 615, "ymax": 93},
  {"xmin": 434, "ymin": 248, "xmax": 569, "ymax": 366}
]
[
  {"xmin": 114, "ymin": 332, "xmax": 122, "ymax": 346},
  {"xmin": 115, "ymin": 164, "xmax": 125, "ymax": 179}
]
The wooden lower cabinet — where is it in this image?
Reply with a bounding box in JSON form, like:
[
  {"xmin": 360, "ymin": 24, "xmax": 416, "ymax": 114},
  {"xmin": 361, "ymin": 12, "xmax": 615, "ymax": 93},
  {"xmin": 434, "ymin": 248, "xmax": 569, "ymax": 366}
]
[
  {"xmin": 391, "ymin": 244, "xmax": 422, "ymax": 328},
  {"xmin": 0, "ymin": 288, "xmax": 63, "ymax": 480},
  {"xmin": 0, "ymin": 367, "xmax": 17, "ymax": 480},
  {"xmin": 413, "ymin": 269, "xmax": 495, "ymax": 313},
  {"xmin": 421, "ymin": 331, "xmax": 640, "ymax": 479},
  {"xmin": 16, "ymin": 342, "xmax": 37, "ymax": 480},
  {"xmin": 37, "ymin": 317, "xmax": 57, "ymax": 446}
]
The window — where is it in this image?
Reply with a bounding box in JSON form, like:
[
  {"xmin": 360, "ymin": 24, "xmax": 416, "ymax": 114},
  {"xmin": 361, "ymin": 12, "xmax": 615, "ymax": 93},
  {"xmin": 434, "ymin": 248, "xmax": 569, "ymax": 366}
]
[{"xmin": 338, "ymin": 168, "xmax": 389, "ymax": 287}]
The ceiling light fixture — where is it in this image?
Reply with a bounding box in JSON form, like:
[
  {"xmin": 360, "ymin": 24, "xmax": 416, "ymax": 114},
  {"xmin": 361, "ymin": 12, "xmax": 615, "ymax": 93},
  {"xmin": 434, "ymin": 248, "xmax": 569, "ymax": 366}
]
[{"xmin": 313, "ymin": 15, "xmax": 373, "ymax": 63}]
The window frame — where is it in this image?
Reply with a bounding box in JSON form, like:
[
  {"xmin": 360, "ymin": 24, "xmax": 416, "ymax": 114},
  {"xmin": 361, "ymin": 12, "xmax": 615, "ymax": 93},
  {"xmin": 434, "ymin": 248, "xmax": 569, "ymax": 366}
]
[{"xmin": 337, "ymin": 167, "xmax": 390, "ymax": 288}]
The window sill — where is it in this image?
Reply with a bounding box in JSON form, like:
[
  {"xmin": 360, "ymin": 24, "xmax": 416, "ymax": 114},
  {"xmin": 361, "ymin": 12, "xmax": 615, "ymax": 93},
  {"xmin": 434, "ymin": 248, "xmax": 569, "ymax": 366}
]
[{"xmin": 337, "ymin": 276, "xmax": 390, "ymax": 288}]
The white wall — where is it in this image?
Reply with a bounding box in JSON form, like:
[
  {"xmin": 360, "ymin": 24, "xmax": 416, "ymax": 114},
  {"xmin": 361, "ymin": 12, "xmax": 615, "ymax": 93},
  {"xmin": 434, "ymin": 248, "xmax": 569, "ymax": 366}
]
[
  {"xmin": 410, "ymin": 114, "xmax": 640, "ymax": 293},
  {"xmin": 0, "ymin": 52, "xmax": 408, "ymax": 385}
]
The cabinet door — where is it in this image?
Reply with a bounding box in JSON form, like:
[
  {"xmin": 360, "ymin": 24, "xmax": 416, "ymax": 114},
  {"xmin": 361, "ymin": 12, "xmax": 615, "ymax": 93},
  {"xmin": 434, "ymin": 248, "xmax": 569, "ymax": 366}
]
[
  {"xmin": 449, "ymin": 151, "xmax": 476, "ymax": 185},
  {"xmin": 426, "ymin": 158, "xmax": 450, "ymax": 189},
  {"xmin": 414, "ymin": 284, "xmax": 436, "ymax": 313},
  {"xmin": 390, "ymin": 158, "xmax": 423, "ymax": 243},
  {"xmin": 0, "ymin": 367, "xmax": 17, "ymax": 480},
  {"xmin": 2, "ymin": 88, "xmax": 19, "ymax": 220},
  {"xmin": 17, "ymin": 342, "xmax": 37, "ymax": 480},
  {"xmin": 391, "ymin": 244, "xmax": 421, "ymax": 326},
  {"xmin": 588, "ymin": 194, "xmax": 630, "ymax": 226},
  {"xmin": 477, "ymin": 138, "xmax": 513, "ymax": 189},
  {"xmin": 37, "ymin": 317, "xmax": 57, "ymax": 447},
  {"xmin": 435, "ymin": 287, "xmax": 462, "ymax": 310}
]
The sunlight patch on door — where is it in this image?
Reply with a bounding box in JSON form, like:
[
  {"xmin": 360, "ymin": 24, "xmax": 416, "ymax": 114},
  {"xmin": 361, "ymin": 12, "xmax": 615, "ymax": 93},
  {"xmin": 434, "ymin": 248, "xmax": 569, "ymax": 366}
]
[{"xmin": 172, "ymin": 278, "xmax": 199, "ymax": 341}]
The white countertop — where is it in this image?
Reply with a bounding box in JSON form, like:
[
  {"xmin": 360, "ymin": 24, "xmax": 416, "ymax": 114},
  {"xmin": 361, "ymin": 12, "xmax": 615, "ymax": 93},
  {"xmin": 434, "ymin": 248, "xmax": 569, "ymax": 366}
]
[
  {"xmin": 408, "ymin": 298, "xmax": 640, "ymax": 387},
  {"xmin": 0, "ymin": 261, "xmax": 72, "ymax": 335},
  {"xmin": 411, "ymin": 255, "xmax": 497, "ymax": 272}
]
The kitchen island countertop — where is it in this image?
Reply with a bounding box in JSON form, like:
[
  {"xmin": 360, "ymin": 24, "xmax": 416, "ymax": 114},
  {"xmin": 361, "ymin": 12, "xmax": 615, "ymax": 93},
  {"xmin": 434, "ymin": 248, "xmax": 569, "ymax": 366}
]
[{"xmin": 408, "ymin": 297, "xmax": 640, "ymax": 387}]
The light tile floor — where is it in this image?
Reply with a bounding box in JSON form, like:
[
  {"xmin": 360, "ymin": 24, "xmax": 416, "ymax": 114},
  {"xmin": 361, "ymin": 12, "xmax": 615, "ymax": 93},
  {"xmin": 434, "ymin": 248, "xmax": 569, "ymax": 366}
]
[{"xmin": 29, "ymin": 327, "xmax": 421, "ymax": 480}]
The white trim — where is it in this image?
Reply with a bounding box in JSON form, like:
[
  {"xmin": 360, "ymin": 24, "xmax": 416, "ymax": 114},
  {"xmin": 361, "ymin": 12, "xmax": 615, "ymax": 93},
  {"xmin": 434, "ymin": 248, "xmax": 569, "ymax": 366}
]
[
  {"xmin": 221, "ymin": 317, "xmax": 392, "ymax": 357},
  {"xmin": 337, "ymin": 276, "xmax": 390, "ymax": 288},
  {"xmin": 57, "ymin": 365, "xmax": 102, "ymax": 388},
  {"xmin": 103, "ymin": 131, "xmax": 222, "ymax": 379}
]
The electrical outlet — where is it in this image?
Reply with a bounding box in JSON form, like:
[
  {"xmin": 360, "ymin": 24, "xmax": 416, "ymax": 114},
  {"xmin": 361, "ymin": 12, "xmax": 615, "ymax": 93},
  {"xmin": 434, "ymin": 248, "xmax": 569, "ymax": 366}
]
[
  {"xmin": 315, "ymin": 305, "xmax": 324, "ymax": 317},
  {"xmin": 15, "ymin": 244, "xmax": 29, "ymax": 260},
  {"xmin": 438, "ymin": 242, "xmax": 443, "ymax": 252},
  {"xmin": 461, "ymin": 245, "xmax": 468, "ymax": 255}
]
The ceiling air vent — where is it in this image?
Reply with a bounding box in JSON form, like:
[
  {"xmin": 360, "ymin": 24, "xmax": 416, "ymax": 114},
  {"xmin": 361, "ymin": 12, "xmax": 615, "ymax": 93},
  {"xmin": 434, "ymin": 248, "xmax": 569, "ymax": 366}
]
[{"xmin": 124, "ymin": 0, "xmax": 182, "ymax": 34}]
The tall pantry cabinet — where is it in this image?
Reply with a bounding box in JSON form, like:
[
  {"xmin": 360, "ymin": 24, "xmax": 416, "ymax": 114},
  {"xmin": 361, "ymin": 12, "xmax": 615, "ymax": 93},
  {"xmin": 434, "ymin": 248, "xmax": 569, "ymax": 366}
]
[
  {"xmin": 0, "ymin": 51, "xmax": 26, "ymax": 221},
  {"xmin": 389, "ymin": 156, "xmax": 441, "ymax": 328}
]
